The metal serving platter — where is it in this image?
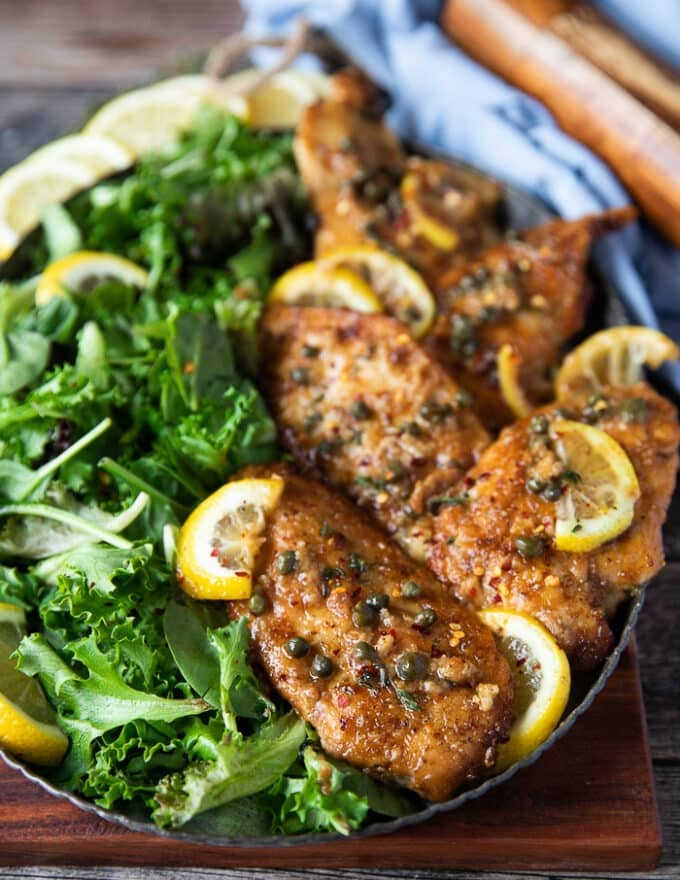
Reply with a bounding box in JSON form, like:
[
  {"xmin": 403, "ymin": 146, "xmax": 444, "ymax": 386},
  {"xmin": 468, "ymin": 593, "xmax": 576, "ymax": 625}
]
[{"xmin": 0, "ymin": 156, "xmax": 649, "ymax": 847}]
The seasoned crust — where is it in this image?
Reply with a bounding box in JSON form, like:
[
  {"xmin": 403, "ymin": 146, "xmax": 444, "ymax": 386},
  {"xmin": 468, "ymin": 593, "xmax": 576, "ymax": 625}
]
[
  {"xmin": 258, "ymin": 304, "xmax": 490, "ymax": 557},
  {"xmin": 428, "ymin": 383, "xmax": 678, "ymax": 669},
  {"xmin": 230, "ymin": 464, "xmax": 514, "ymax": 802}
]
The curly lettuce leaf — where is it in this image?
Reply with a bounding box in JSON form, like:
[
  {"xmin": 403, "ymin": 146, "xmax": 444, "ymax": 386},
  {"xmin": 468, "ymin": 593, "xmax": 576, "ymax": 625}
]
[
  {"xmin": 267, "ymin": 747, "xmax": 415, "ymax": 835},
  {"xmin": 152, "ymin": 713, "xmax": 305, "ymax": 829}
]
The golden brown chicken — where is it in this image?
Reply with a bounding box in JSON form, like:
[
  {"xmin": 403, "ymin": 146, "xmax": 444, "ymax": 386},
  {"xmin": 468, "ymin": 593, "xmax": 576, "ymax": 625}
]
[
  {"xmin": 294, "ymin": 68, "xmax": 501, "ymax": 273},
  {"xmin": 422, "ymin": 208, "xmax": 637, "ymax": 428},
  {"xmin": 294, "ymin": 70, "xmax": 637, "ymax": 430},
  {"xmin": 427, "ymin": 383, "xmax": 679, "ymax": 669},
  {"xmin": 230, "ymin": 464, "xmax": 514, "ymax": 802},
  {"xmin": 258, "ymin": 304, "xmax": 490, "ymax": 558}
]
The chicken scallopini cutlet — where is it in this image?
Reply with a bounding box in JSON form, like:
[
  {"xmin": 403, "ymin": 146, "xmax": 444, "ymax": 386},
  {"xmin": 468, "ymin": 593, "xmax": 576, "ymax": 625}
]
[
  {"xmin": 294, "ymin": 68, "xmax": 502, "ymax": 274},
  {"xmin": 428, "ymin": 383, "xmax": 679, "ymax": 669},
  {"xmin": 258, "ymin": 304, "xmax": 490, "ymax": 558},
  {"xmin": 230, "ymin": 465, "xmax": 514, "ymax": 802},
  {"xmin": 295, "ymin": 69, "xmax": 637, "ymax": 430},
  {"xmin": 422, "ymin": 208, "xmax": 637, "ymax": 428}
]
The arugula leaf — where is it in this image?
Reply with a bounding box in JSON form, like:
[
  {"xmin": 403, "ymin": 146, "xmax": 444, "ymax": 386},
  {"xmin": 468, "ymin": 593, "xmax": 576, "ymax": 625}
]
[
  {"xmin": 0, "ymin": 282, "xmax": 50, "ymax": 395},
  {"xmin": 17, "ymin": 634, "xmax": 210, "ymax": 730}
]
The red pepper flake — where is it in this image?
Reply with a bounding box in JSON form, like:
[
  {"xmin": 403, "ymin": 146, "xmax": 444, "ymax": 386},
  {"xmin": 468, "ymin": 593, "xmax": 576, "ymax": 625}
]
[
  {"xmin": 337, "ymin": 694, "xmax": 351, "ymax": 708},
  {"xmin": 235, "ymin": 570, "xmax": 249, "ymax": 578}
]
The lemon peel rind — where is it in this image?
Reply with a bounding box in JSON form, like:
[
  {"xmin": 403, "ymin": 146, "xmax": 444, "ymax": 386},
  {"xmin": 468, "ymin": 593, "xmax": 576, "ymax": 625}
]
[
  {"xmin": 550, "ymin": 418, "xmax": 640, "ymax": 553},
  {"xmin": 479, "ymin": 608, "xmax": 571, "ymax": 773}
]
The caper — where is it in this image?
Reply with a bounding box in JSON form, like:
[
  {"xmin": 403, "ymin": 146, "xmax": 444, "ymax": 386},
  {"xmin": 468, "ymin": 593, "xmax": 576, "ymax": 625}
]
[
  {"xmin": 248, "ymin": 593, "xmax": 268, "ymax": 615},
  {"xmin": 351, "ymin": 400, "xmax": 373, "ymax": 420},
  {"xmin": 529, "ymin": 414, "xmax": 549, "ymax": 435},
  {"xmin": 619, "ymin": 397, "xmax": 648, "ymax": 424},
  {"xmin": 285, "ymin": 636, "xmax": 309, "ymax": 658},
  {"xmin": 302, "ymin": 344, "xmax": 320, "ymax": 358},
  {"xmin": 395, "ymin": 651, "xmax": 429, "ymax": 682},
  {"xmin": 414, "ymin": 607, "xmax": 437, "ymax": 629},
  {"xmin": 277, "ymin": 550, "xmax": 298, "ymax": 575},
  {"xmin": 450, "ymin": 314, "xmax": 478, "ymax": 356},
  {"xmin": 352, "ymin": 601, "xmax": 378, "ymax": 628},
  {"xmin": 303, "ymin": 411, "xmax": 322, "ymax": 432},
  {"xmin": 348, "ymin": 552, "xmax": 367, "ymax": 575},
  {"xmin": 514, "ymin": 535, "xmax": 548, "ymax": 558},
  {"xmin": 290, "ymin": 367, "xmax": 309, "ymax": 385},
  {"xmin": 366, "ymin": 592, "xmax": 389, "ymax": 610},
  {"xmin": 401, "ymin": 580, "xmax": 422, "ymax": 599},
  {"xmin": 353, "ymin": 640, "xmax": 377, "ymax": 660},
  {"xmin": 455, "ymin": 388, "xmax": 472, "ymax": 409},
  {"xmin": 582, "ymin": 405, "xmax": 601, "ymax": 424},
  {"xmin": 542, "ymin": 482, "xmax": 562, "ymax": 502},
  {"xmin": 526, "ymin": 476, "xmax": 546, "ymax": 494},
  {"xmin": 311, "ymin": 654, "xmax": 334, "ymax": 678}
]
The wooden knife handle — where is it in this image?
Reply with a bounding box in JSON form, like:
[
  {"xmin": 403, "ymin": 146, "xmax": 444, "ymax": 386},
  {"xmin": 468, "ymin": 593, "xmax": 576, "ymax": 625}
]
[{"xmin": 441, "ymin": 0, "xmax": 680, "ymax": 249}]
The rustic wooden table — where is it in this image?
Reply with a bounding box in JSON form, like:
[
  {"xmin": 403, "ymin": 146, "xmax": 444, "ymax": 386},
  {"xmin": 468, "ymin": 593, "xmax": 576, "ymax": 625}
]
[{"xmin": 0, "ymin": 2, "xmax": 678, "ymax": 878}]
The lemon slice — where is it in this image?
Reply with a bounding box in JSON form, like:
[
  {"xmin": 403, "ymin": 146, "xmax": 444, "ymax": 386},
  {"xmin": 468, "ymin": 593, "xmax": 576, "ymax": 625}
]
[
  {"xmin": 0, "ymin": 602, "xmax": 69, "ymax": 767},
  {"xmin": 220, "ymin": 69, "xmax": 328, "ymax": 128},
  {"xmin": 320, "ymin": 247, "xmax": 436, "ymax": 338},
  {"xmin": 550, "ymin": 419, "xmax": 640, "ymax": 552},
  {"xmin": 35, "ymin": 250, "xmax": 149, "ymax": 305},
  {"xmin": 84, "ymin": 76, "xmax": 249, "ymax": 158},
  {"xmin": 479, "ymin": 608, "xmax": 570, "ymax": 772},
  {"xmin": 555, "ymin": 326, "xmax": 680, "ymax": 399},
  {"xmin": 28, "ymin": 134, "xmax": 133, "ymax": 178},
  {"xmin": 497, "ymin": 344, "xmax": 531, "ymax": 418},
  {"xmin": 176, "ymin": 477, "xmax": 285, "ymax": 600},
  {"xmin": 400, "ymin": 167, "xmax": 460, "ymax": 251},
  {"xmin": 269, "ymin": 262, "xmax": 382, "ymax": 313},
  {"xmin": 0, "ymin": 156, "xmax": 97, "ymax": 261}
]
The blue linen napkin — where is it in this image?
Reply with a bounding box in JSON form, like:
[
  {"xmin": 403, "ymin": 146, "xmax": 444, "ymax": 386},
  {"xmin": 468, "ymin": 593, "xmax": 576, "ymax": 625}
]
[{"xmin": 244, "ymin": 0, "xmax": 680, "ymax": 393}]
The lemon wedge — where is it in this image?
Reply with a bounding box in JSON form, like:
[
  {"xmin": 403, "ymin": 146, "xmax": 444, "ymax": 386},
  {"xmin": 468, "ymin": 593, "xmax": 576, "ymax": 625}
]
[
  {"xmin": 221, "ymin": 69, "xmax": 328, "ymax": 128},
  {"xmin": 400, "ymin": 167, "xmax": 460, "ymax": 251},
  {"xmin": 320, "ymin": 247, "xmax": 436, "ymax": 338},
  {"xmin": 0, "ymin": 602, "xmax": 69, "ymax": 767},
  {"xmin": 0, "ymin": 155, "xmax": 97, "ymax": 261},
  {"xmin": 555, "ymin": 326, "xmax": 680, "ymax": 399},
  {"xmin": 176, "ymin": 477, "xmax": 285, "ymax": 600},
  {"xmin": 35, "ymin": 251, "xmax": 149, "ymax": 305},
  {"xmin": 28, "ymin": 134, "xmax": 134, "ymax": 178},
  {"xmin": 550, "ymin": 418, "xmax": 640, "ymax": 552},
  {"xmin": 84, "ymin": 75, "xmax": 249, "ymax": 158},
  {"xmin": 269, "ymin": 262, "xmax": 383, "ymax": 313},
  {"xmin": 479, "ymin": 608, "xmax": 570, "ymax": 772},
  {"xmin": 497, "ymin": 344, "xmax": 531, "ymax": 418}
]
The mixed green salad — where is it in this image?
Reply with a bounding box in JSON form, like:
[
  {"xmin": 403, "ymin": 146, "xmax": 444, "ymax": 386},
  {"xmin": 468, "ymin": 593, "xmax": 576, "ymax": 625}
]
[{"xmin": 0, "ymin": 109, "xmax": 412, "ymax": 834}]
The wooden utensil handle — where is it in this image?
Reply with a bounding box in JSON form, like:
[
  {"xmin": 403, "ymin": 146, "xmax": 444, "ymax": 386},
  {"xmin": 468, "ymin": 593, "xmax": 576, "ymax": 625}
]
[{"xmin": 441, "ymin": 0, "xmax": 680, "ymax": 249}]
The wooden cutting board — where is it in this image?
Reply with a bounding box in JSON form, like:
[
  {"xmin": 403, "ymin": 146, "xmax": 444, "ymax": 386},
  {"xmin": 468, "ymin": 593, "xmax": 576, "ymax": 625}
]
[{"xmin": 0, "ymin": 641, "xmax": 661, "ymax": 872}]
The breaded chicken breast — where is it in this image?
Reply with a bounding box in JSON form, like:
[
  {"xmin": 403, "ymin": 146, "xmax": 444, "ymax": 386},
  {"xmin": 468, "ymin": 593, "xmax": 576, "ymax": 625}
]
[
  {"xmin": 428, "ymin": 384, "xmax": 679, "ymax": 669},
  {"xmin": 258, "ymin": 305, "xmax": 490, "ymax": 558},
  {"xmin": 230, "ymin": 465, "xmax": 514, "ymax": 801},
  {"xmin": 294, "ymin": 69, "xmax": 501, "ymax": 273},
  {"xmin": 422, "ymin": 208, "xmax": 636, "ymax": 428}
]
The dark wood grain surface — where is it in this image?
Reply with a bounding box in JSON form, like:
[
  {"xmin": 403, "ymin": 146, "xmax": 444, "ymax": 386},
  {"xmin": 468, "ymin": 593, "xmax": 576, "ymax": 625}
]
[{"xmin": 0, "ymin": 3, "xmax": 678, "ymax": 877}]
